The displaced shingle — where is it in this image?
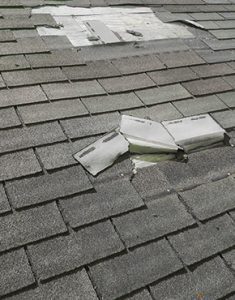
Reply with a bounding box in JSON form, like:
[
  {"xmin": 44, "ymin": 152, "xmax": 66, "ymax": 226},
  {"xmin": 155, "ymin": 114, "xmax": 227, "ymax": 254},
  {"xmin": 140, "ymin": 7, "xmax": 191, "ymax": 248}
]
[
  {"xmin": 60, "ymin": 178, "xmax": 144, "ymax": 228},
  {"xmin": 98, "ymin": 74, "xmax": 155, "ymax": 93},
  {"xmin": 113, "ymin": 194, "xmax": 195, "ymax": 247},
  {"xmin": 191, "ymin": 63, "xmax": 234, "ymax": 78},
  {"xmin": 182, "ymin": 78, "xmax": 232, "ymax": 96},
  {"xmin": 0, "ymin": 86, "xmax": 47, "ymax": 108},
  {"xmin": 0, "ymin": 249, "xmax": 35, "ymax": 297},
  {"xmin": 90, "ymin": 239, "xmax": 182, "ymax": 300},
  {"xmin": 28, "ymin": 221, "xmax": 124, "ymax": 280},
  {"xmin": 173, "ymin": 95, "xmax": 226, "ymax": 116},
  {"xmin": 0, "ymin": 107, "xmax": 21, "ymax": 129},
  {"xmin": 61, "ymin": 112, "xmax": 120, "ymax": 139},
  {"xmin": 169, "ymin": 215, "xmax": 235, "ymax": 265},
  {"xmin": 0, "ymin": 202, "xmax": 67, "ymax": 252},
  {"xmin": 2, "ymin": 68, "xmax": 67, "ymax": 87},
  {"xmin": 111, "ymin": 55, "xmax": 165, "ymax": 74},
  {"xmin": 62, "ymin": 61, "xmax": 120, "ymax": 80},
  {"xmin": 159, "ymin": 50, "xmax": 205, "ymax": 68},
  {"xmin": 0, "ymin": 149, "xmax": 41, "ymax": 181},
  {"xmin": 26, "ymin": 50, "xmax": 84, "ymax": 68},
  {"xmin": 151, "ymin": 257, "xmax": 235, "ymax": 300},
  {"xmin": 217, "ymin": 90, "xmax": 235, "ymax": 107},
  {"xmin": 82, "ymin": 92, "xmax": 143, "ymax": 114},
  {"xmin": 180, "ymin": 177, "xmax": 235, "ymax": 221},
  {"xmin": 42, "ymin": 81, "xmax": 105, "ymax": 100},
  {"xmin": 148, "ymin": 67, "xmax": 198, "ymax": 85},
  {"xmin": 0, "ymin": 184, "xmax": 10, "ymax": 214},
  {"xmin": 6, "ymin": 165, "xmax": 92, "ymax": 209},
  {"xmin": 18, "ymin": 99, "xmax": 88, "ymax": 124},
  {"xmin": 0, "ymin": 55, "xmax": 30, "ymax": 71},
  {"xmin": 212, "ymin": 110, "xmax": 235, "ymax": 129},
  {"xmin": 136, "ymin": 84, "xmax": 191, "ymax": 105},
  {"xmin": 0, "ymin": 122, "xmax": 66, "ymax": 154}
]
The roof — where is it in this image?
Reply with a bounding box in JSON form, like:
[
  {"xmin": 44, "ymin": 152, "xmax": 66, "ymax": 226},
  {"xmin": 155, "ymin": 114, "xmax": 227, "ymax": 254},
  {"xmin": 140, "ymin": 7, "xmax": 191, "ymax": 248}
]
[{"xmin": 0, "ymin": 0, "xmax": 235, "ymax": 299}]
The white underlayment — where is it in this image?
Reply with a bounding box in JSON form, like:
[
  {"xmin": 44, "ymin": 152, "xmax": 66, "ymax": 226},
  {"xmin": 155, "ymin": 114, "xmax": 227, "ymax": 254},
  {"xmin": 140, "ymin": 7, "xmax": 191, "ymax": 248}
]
[{"xmin": 32, "ymin": 6, "xmax": 194, "ymax": 47}]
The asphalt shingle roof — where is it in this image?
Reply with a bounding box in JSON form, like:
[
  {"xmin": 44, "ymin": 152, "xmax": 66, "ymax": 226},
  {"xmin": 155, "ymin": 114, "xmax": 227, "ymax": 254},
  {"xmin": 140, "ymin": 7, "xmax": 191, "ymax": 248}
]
[{"xmin": 0, "ymin": 1, "xmax": 234, "ymax": 299}]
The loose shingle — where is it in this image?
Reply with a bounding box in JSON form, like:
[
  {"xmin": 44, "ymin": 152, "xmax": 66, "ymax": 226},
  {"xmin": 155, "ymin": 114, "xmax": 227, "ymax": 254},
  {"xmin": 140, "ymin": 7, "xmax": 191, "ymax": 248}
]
[
  {"xmin": 18, "ymin": 99, "xmax": 88, "ymax": 124},
  {"xmin": 148, "ymin": 67, "xmax": 198, "ymax": 85},
  {"xmin": 0, "ymin": 55, "xmax": 30, "ymax": 71},
  {"xmin": 113, "ymin": 194, "xmax": 195, "ymax": 247},
  {"xmin": 0, "ymin": 202, "xmax": 67, "ymax": 252},
  {"xmin": 136, "ymin": 84, "xmax": 191, "ymax": 105},
  {"xmin": 28, "ymin": 221, "xmax": 124, "ymax": 280},
  {"xmin": 151, "ymin": 257, "xmax": 235, "ymax": 300},
  {"xmin": 98, "ymin": 73, "xmax": 155, "ymax": 93},
  {"xmin": 169, "ymin": 215, "xmax": 235, "ymax": 265},
  {"xmin": 90, "ymin": 239, "xmax": 182, "ymax": 300},
  {"xmin": 0, "ymin": 107, "xmax": 21, "ymax": 129},
  {"xmin": 217, "ymin": 90, "xmax": 235, "ymax": 107},
  {"xmin": 0, "ymin": 149, "xmax": 41, "ymax": 181},
  {"xmin": 173, "ymin": 95, "xmax": 226, "ymax": 116},
  {"xmin": 82, "ymin": 92, "xmax": 143, "ymax": 113},
  {"xmin": 0, "ymin": 184, "xmax": 10, "ymax": 214},
  {"xmin": 180, "ymin": 177, "xmax": 235, "ymax": 220},
  {"xmin": 42, "ymin": 81, "xmax": 105, "ymax": 100},
  {"xmin": 6, "ymin": 165, "xmax": 92, "ymax": 208},
  {"xmin": 2, "ymin": 68, "xmax": 67, "ymax": 87},
  {"xmin": 159, "ymin": 50, "xmax": 205, "ymax": 68},
  {"xmin": 63, "ymin": 60, "xmax": 120, "ymax": 80},
  {"xmin": 191, "ymin": 63, "xmax": 234, "ymax": 78},
  {"xmin": 0, "ymin": 122, "xmax": 66, "ymax": 154},
  {"xmin": 61, "ymin": 112, "xmax": 120, "ymax": 139},
  {"xmin": 0, "ymin": 249, "xmax": 35, "ymax": 297},
  {"xmin": 60, "ymin": 178, "xmax": 144, "ymax": 228},
  {"xmin": 0, "ymin": 86, "xmax": 47, "ymax": 108},
  {"xmin": 182, "ymin": 78, "xmax": 232, "ymax": 96},
  {"xmin": 111, "ymin": 55, "xmax": 165, "ymax": 74},
  {"xmin": 212, "ymin": 110, "xmax": 235, "ymax": 129}
]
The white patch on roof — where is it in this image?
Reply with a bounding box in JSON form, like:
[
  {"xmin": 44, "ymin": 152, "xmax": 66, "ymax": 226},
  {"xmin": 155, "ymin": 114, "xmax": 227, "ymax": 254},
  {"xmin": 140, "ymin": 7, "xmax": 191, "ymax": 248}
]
[{"xmin": 32, "ymin": 6, "xmax": 194, "ymax": 47}]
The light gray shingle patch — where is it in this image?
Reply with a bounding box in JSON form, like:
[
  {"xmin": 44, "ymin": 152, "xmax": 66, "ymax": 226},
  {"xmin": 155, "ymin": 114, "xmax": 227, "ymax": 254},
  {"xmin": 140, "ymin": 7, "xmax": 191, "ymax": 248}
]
[
  {"xmin": 28, "ymin": 221, "xmax": 124, "ymax": 280},
  {"xmin": 6, "ymin": 165, "xmax": 92, "ymax": 209},
  {"xmin": 0, "ymin": 55, "xmax": 30, "ymax": 71},
  {"xmin": 0, "ymin": 86, "xmax": 47, "ymax": 108},
  {"xmin": 0, "ymin": 107, "xmax": 21, "ymax": 129},
  {"xmin": 151, "ymin": 257, "xmax": 235, "ymax": 300},
  {"xmin": 30, "ymin": 14, "xmax": 58, "ymax": 27},
  {"xmin": 60, "ymin": 178, "xmax": 144, "ymax": 228},
  {"xmin": 182, "ymin": 78, "xmax": 232, "ymax": 96},
  {"xmin": 0, "ymin": 122, "xmax": 66, "ymax": 154},
  {"xmin": 90, "ymin": 239, "xmax": 182, "ymax": 300},
  {"xmin": 62, "ymin": 61, "xmax": 120, "ymax": 80},
  {"xmin": 7, "ymin": 270, "xmax": 98, "ymax": 300},
  {"xmin": 180, "ymin": 177, "xmax": 235, "ymax": 221},
  {"xmin": 217, "ymin": 91, "xmax": 235, "ymax": 108},
  {"xmin": 41, "ymin": 36, "xmax": 73, "ymax": 50},
  {"xmin": 82, "ymin": 92, "xmax": 143, "ymax": 114},
  {"xmin": 18, "ymin": 99, "xmax": 88, "ymax": 124},
  {"xmin": 196, "ymin": 49, "xmax": 235, "ymax": 63},
  {"xmin": 0, "ymin": 249, "xmax": 35, "ymax": 297},
  {"xmin": 210, "ymin": 29, "xmax": 235, "ymax": 39},
  {"xmin": 0, "ymin": 30, "xmax": 15, "ymax": 42},
  {"xmin": 2, "ymin": 68, "xmax": 67, "ymax": 87},
  {"xmin": 111, "ymin": 55, "xmax": 165, "ymax": 75},
  {"xmin": 169, "ymin": 215, "xmax": 235, "ymax": 266},
  {"xmin": 158, "ymin": 50, "xmax": 205, "ymax": 68},
  {"xmin": 212, "ymin": 110, "xmax": 235, "ymax": 129},
  {"xmin": 61, "ymin": 112, "xmax": 120, "ymax": 139},
  {"xmin": 98, "ymin": 73, "xmax": 155, "ymax": 93},
  {"xmin": 0, "ymin": 202, "xmax": 67, "ymax": 253},
  {"xmin": 148, "ymin": 67, "xmax": 198, "ymax": 85},
  {"xmin": 136, "ymin": 84, "xmax": 191, "ymax": 105},
  {"xmin": 191, "ymin": 63, "xmax": 235, "ymax": 78},
  {"xmin": 0, "ymin": 149, "xmax": 41, "ymax": 181},
  {"xmin": 0, "ymin": 184, "xmax": 10, "ymax": 214},
  {"xmin": 113, "ymin": 194, "xmax": 195, "ymax": 248},
  {"xmin": 223, "ymin": 249, "xmax": 235, "ymax": 271},
  {"xmin": 173, "ymin": 95, "xmax": 226, "ymax": 116},
  {"xmin": 0, "ymin": 37, "xmax": 49, "ymax": 56},
  {"xmin": 42, "ymin": 81, "xmax": 105, "ymax": 100},
  {"xmin": 190, "ymin": 12, "xmax": 224, "ymax": 20}
]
